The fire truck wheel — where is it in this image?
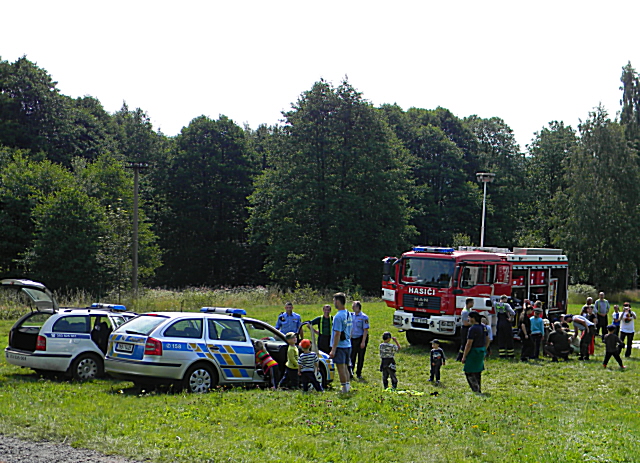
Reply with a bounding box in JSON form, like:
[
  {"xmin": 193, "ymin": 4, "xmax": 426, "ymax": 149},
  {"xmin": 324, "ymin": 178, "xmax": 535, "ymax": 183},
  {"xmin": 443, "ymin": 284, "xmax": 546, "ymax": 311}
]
[{"xmin": 406, "ymin": 330, "xmax": 432, "ymax": 346}]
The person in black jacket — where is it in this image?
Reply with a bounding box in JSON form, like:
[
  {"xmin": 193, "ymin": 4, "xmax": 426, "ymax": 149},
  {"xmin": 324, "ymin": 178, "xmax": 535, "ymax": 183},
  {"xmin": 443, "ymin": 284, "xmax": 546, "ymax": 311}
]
[
  {"xmin": 603, "ymin": 325, "xmax": 626, "ymax": 369},
  {"xmin": 519, "ymin": 306, "xmax": 534, "ymax": 361}
]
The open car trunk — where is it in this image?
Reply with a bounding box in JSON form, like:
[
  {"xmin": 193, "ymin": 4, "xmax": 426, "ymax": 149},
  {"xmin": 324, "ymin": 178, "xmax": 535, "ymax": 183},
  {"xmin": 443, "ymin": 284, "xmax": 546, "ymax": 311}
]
[{"xmin": 2, "ymin": 279, "xmax": 58, "ymax": 352}]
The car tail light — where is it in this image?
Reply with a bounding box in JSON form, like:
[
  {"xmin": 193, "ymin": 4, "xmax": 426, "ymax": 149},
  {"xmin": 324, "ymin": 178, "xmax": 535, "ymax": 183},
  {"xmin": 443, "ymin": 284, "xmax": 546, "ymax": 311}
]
[
  {"xmin": 36, "ymin": 335, "xmax": 47, "ymax": 351},
  {"xmin": 144, "ymin": 337, "xmax": 162, "ymax": 356}
]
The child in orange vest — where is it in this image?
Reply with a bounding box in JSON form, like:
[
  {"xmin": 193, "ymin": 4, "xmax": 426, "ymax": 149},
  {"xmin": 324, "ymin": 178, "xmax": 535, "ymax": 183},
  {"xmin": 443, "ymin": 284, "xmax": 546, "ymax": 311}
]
[{"xmin": 254, "ymin": 340, "xmax": 280, "ymax": 389}]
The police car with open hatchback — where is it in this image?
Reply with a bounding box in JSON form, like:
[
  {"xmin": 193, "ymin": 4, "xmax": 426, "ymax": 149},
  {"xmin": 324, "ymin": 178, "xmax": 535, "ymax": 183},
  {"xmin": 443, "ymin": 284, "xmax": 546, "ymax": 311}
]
[
  {"xmin": 3, "ymin": 279, "xmax": 136, "ymax": 380},
  {"xmin": 104, "ymin": 307, "xmax": 334, "ymax": 392}
]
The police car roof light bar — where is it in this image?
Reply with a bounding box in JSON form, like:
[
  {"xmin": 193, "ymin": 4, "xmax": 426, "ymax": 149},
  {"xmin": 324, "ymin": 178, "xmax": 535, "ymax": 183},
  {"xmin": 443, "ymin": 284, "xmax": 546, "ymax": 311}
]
[
  {"xmin": 90, "ymin": 303, "xmax": 127, "ymax": 312},
  {"xmin": 200, "ymin": 307, "xmax": 247, "ymax": 316},
  {"xmin": 413, "ymin": 246, "xmax": 455, "ymax": 254}
]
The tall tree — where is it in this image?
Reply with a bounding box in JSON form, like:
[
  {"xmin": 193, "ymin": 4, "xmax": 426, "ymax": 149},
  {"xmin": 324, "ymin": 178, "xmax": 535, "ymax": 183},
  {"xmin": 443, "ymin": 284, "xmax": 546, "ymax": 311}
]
[
  {"xmin": 249, "ymin": 79, "xmax": 414, "ymax": 291},
  {"xmin": 380, "ymin": 106, "xmax": 478, "ymax": 246},
  {"xmin": 620, "ymin": 61, "xmax": 640, "ymax": 149},
  {"xmin": 552, "ymin": 106, "xmax": 640, "ymax": 291},
  {"xmin": 155, "ymin": 115, "xmax": 256, "ymax": 287},
  {"xmin": 525, "ymin": 121, "xmax": 577, "ymax": 246},
  {"xmin": 0, "ymin": 154, "xmax": 71, "ymax": 275},
  {"xmin": 28, "ymin": 187, "xmax": 106, "ymax": 292},
  {"xmin": 464, "ymin": 116, "xmax": 526, "ymax": 246}
]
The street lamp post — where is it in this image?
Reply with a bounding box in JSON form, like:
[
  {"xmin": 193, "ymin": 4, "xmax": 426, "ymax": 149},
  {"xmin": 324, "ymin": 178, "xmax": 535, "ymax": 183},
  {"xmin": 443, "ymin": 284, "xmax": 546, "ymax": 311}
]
[
  {"xmin": 476, "ymin": 172, "xmax": 496, "ymax": 247},
  {"xmin": 125, "ymin": 161, "xmax": 149, "ymax": 297}
]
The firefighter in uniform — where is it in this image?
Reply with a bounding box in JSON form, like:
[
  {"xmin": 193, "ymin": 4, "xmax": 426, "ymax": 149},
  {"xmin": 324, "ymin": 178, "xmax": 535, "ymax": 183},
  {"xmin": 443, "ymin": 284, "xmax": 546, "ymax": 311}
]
[{"xmin": 494, "ymin": 295, "xmax": 516, "ymax": 358}]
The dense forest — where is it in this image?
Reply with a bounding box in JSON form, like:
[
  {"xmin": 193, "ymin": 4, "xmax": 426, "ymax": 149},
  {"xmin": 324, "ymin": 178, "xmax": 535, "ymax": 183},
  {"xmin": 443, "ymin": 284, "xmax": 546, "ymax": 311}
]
[{"xmin": 2, "ymin": 57, "xmax": 640, "ymax": 294}]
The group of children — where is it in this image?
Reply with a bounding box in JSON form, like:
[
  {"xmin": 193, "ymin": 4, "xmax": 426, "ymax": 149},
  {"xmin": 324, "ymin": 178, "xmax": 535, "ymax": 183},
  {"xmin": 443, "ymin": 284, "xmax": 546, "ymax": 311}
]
[
  {"xmin": 253, "ymin": 332, "xmax": 324, "ymax": 392},
  {"xmin": 252, "ymin": 327, "xmax": 446, "ymax": 392}
]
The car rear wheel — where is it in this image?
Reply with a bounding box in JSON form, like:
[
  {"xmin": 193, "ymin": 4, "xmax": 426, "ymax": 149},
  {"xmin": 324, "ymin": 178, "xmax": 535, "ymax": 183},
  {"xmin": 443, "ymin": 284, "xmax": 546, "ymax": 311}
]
[
  {"xmin": 69, "ymin": 353, "xmax": 103, "ymax": 381},
  {"xmin": 183, "ymin": 363, "xmax": 218, "ymax": 393}
]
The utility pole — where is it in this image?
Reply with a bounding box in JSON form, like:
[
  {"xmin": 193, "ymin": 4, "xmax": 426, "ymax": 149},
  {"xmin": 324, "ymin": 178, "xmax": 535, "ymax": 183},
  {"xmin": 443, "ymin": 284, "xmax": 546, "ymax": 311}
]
[{"xmin": 125, "ymin": 161, "xmax": 149, "ymax": 297}]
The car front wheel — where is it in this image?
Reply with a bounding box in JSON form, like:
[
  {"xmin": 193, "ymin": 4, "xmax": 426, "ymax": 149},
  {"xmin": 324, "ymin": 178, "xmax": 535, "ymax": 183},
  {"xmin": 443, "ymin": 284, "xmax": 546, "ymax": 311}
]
[{"xmin": 183, "ymin": 363, "xmax": 217, "ymax": 393}]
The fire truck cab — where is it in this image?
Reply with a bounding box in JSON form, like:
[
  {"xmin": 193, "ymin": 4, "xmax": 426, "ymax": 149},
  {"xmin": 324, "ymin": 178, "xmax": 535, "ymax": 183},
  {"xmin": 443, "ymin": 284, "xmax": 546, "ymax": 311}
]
[{"xmin": 382, "ymin": 246, "xmax": 569, "ymax": 346}]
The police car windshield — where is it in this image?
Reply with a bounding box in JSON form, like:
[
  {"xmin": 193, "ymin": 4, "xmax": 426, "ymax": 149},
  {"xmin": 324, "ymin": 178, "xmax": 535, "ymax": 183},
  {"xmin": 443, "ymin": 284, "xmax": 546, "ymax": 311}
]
[
  {"xmin": 120, "ymin": 314, "xmax": 168, "ymax": 336},
  {"xmin": 401, "ymin": 258, "xmax": 454, "ymax": 288}
]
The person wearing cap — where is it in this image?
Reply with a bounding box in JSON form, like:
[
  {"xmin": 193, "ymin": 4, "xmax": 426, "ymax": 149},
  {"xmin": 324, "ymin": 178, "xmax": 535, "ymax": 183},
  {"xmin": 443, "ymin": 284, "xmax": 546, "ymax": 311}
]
[
  {"xmin": 349, "ymin": 301, "xmax": 370, "ymax": 380},
  {"xmin": 564, "ymin": 313, "xmax": 595, "ymax": 360},
  {"xmin": 275, "ymin": 302, "xmax": 302, "ymax": 339},
  {"xmin": 494, "ymin": 295, "xmax": 515, "ymax": 358},
  {"xmin": 544, "ymin": 322, "xmax": 572, "ymax": 361},
  {"xmin": 530, "ymin": 304, "xmax": 544, "ymax": 359},
  {"xmin": 330, "ymin": 292, "xmax": 353, "ymax": 393},
  {"xmin": 519, "ymin": 305, "xmax": 534, "ymax": 361},
  {"xmin": 461, "ymin": 311, "xmax": 488, "ymax": 393},
  {"xmin": 278, "ymin": 332, "xmax": 300, "ymax": 389},
  {"xmin": 429, "ymin": 339, "xmax": 446, "ymax": 385},
  {"xmin": 298, "ymin": 339, "xmax": 324, "ymax": 392},
  {"xmin": 309, "ymin": 304, "xmax": 333, "ymax": 354},
  {"xmin": 619, "ymin": 302, "xmax": 636, "ymax": 358},
  {"xmin": 594, "ymin": 292, "xmax": 610, "ymax": 341}
]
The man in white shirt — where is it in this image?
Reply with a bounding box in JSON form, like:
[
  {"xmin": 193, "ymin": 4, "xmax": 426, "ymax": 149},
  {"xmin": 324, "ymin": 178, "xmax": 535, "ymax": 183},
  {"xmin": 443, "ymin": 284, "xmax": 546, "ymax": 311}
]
[
  {"xmin": 619, "ymin": 302, "xmax": 636, "ymax": 358},
  {"xmin": 564, "ymin": 314, "xmax": 595, "ymax": 360}
]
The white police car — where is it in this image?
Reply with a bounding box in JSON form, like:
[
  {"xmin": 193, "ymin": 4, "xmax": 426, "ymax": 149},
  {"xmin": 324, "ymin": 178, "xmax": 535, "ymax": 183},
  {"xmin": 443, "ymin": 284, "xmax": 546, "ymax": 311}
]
[
  {"xmin": 104, "ymin": 307, "xmax": 335, "ymax": 392},
  {"xmin": 3, "ymin": 279, "xmax": 135, "ymax": 380}
]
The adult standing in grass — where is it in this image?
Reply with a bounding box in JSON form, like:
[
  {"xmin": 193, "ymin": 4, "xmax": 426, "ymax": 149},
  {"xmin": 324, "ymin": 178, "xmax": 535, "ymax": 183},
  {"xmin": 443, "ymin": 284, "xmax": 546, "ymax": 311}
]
[
  {"xmin": 530, "ymin": 306, "xmax": 544, "ymax": 359},
  {"xmin": 519, "ymin": 306, "xmax": 534, "ymax": 361},
  {"xmin": 330, "ymin": 292, "xmax": 353, "ymax": 393},
  {"xmin": 276, "ymin": 302, "xmax": 302, "ymax": 339},
  {"xmin": 594, "ymin": 292, "xmax": 610, "ymax": 341},
  {"xmin": 461, "ymin": 311, "xmax": 487, "ymax": 393},
  {"xmin": 349, "ymin": 301, "xmax": 369, "ymax": 380},
  {"xmin": 564, "ymin": 314, "xmax": 595, "ymax": 360},
  {"xmin": 619, "ymin": 302, "xmax": 636, "ymax": 358},
  {"xmin": 494, "ymin": 295, "xmax": 515, "ymax": 358},
  {"xmin": 456, "ymin": 298, "xmax": 474, "ymax": 361},
  {"xmin": 309, "ymin": 304, "xmax": 333, "ymax": 354}
]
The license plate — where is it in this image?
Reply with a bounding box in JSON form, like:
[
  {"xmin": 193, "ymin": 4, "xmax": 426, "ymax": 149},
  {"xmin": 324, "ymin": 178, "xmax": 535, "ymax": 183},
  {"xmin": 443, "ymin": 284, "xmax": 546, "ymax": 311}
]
[
  {"xmin": 115, "ymin": 342, "xmax": 134, "ymax": 353},
  {"xmin": 7, "ymin": 353, "xmax": 27, "ymax": 361},
  {"xmin": 413, "ymin": 317, "xmax": 429, "ymax": 324}
]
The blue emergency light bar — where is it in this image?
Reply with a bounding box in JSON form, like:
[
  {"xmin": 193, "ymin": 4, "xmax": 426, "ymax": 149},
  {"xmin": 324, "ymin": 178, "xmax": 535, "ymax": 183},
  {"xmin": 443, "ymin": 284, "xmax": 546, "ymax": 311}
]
[
  {"xmin": 91, "ymin": 303, "xmax": 127, "ymax": 312},
  {"xmin": 413, "ymin": 246, "xmax": 455, "ymax": 254},
  {"xmin": 200, "ymin": 307, "xmax": 247, "ymax": 316}
]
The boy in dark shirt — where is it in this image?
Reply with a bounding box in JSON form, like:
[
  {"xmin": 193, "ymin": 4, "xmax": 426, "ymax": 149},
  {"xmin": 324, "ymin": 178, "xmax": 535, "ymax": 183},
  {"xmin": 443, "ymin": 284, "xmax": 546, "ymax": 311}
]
[
  {"xmin": 603, "ymin": 325, "xmax": 626, "ymax": 369},
  {"xmin": 428, "ymin": 339, "xmax": 446, "ymax": 385}
]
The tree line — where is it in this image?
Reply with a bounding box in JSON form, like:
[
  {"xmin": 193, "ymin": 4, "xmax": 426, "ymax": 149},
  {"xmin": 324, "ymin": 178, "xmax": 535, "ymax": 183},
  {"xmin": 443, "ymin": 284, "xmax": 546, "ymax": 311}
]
[{"xmin": 1, "ymin": 56, "xmax": 640, "ymax": 294}]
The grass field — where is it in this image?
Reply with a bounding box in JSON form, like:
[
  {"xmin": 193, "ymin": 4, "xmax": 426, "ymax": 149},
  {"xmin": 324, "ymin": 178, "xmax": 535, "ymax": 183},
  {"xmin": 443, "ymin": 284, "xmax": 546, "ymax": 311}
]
[{"xmin": 0, "ymin": 300, "xmax": 639, "ymax": 462}]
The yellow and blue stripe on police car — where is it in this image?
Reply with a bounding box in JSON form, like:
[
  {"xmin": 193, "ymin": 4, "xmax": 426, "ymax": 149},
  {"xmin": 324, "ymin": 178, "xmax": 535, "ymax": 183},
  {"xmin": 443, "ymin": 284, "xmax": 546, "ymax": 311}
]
[{"xmin": 161, "ymin": 342, "xmax": 254, "ymax": 379}]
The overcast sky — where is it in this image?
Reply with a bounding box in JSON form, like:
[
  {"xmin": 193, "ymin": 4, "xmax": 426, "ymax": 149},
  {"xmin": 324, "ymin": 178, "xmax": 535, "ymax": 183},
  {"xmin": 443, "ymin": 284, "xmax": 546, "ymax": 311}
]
[{"xmin": 2, "ymin": 0, "xmax": 638, "ymax": 150}]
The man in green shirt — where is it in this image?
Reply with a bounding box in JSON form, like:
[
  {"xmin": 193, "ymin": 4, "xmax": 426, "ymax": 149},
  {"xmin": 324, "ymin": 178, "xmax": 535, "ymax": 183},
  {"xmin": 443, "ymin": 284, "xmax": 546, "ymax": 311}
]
[{"xmin": 310, "ymin": 304, "xmax": 333, "ymax": 354}]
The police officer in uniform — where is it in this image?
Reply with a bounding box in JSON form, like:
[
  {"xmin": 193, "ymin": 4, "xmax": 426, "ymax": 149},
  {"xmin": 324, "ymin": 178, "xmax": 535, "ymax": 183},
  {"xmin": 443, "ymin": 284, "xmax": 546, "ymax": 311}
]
[
  {"xmin": 494, "ymin": 295, "xmax": 515, "ymax": 358},
  {"xmin": 275, "ymin": 302, "xmax": 302, "ymax": 339}
]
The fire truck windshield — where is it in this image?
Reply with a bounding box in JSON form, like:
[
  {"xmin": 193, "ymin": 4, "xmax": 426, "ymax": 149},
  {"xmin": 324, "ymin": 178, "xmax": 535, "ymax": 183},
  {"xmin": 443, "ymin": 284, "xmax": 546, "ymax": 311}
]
[{"xmin": 400, "ymin": 258, "xmax": 455, "ymax": 288}]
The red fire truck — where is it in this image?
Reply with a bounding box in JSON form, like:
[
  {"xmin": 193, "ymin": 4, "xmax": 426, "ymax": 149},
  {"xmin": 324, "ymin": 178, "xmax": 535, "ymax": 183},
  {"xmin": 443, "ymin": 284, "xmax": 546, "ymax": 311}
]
[{"xmin": 381, "ymin": 246, "xmax": 569, "ymax": 345}]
